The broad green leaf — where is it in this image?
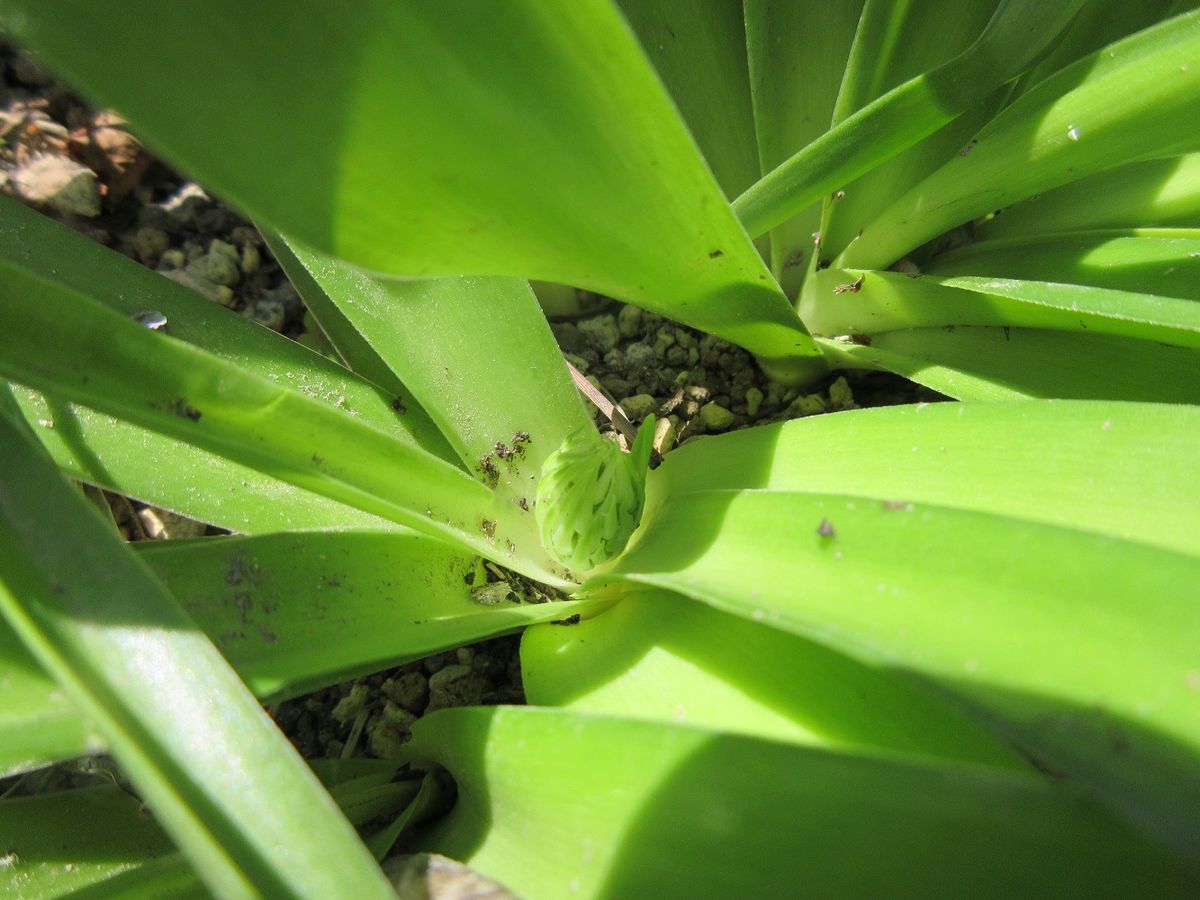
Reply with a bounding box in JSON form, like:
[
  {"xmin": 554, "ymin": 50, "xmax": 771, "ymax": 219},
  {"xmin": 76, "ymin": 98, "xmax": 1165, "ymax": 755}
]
[
  {"xmin": 403, "ymin": 706, "xmax": 1198, "ymax": 897},
  {"xmin": 521, "ymin": 588, "xmax": 1028, "ymax": 769},
  {"xmin": 821, "ymin": 326, "xmax": 1200, "ymax": 401},
  {"xmin": 743, "ymin": 0, "xmax": 865, "ymax": 296},
  {"xmin": 1, "ymin": 527, "xmax": 605, "ymax": 774},
  {"xmin": 646, "ymin": 399, "xmax": 1200, "ymax": 557},
  {"xmin": 136, "ymin": 531, "xmax": 609, "ymax": 703},
  {"xmin": 975, "ymin": 154, "xmax": 1200, "ymax": 238},
  {"xmin": 829, "ymin": 0, "xmax": 995, "ymax": 125},
  {"xmin": 13, "ymin": 385, "xmax": 391, "ymax": 534},
  {"xmin": 3, "ymin": 764, "xmax": 420, "ymax": 899},
  {"xmin": 610, "ymin": 490, "xmax": 1200, "ymax": 860},
  {"xmin": 617, "ymin": 0, "xmax": 760, "ymax": 199},
  {"xmin": 365, "ymin": 771, "xmax": 452, "ymax": 861},
  {"xmin": 259, "ymin": 233, "xmax": 411, "ymax": 401},
  {"xmin": 0, "ymin": 197, "xmax": 452, "ymax": 461},
  {"xmin": 927, "ymin": 229, "xmax": 1200, "ymax": 299},
  {"xmin": 0, "ymin": 787, "xmax": 178, "ymax": 897},
  {"xmin": 0, "ymin": 0, "xmax": 820, "ymax": 369},
  {"xmin": 733, "ymin": 0, "xmax": 1088, "ymax": 239},
  {"xmin": 0, "ymin": 621, "xmax": 97, "ymax": 777},
  {"xmin": 0, "ymin": 238, "xmax": 573, "ymax": 585},
  {"xmin": 801, "ymin": 268, "xmax": 1200, "ymax": 350},
  {"xmin": 1010, "ymin": 0, "xmax": 1189, "ymax": 99},
  {"xmin": 842, "ymin": 10, "xmax": 1200, "ymax": 268},
  {"xmin": 269, "ymin": 237, "xmax": 593, "ymax": 483},
  {"xmin": 67, "ymin": 857, "xmax": 205, "ymax": 900},
  {"xmin": 818, "ymin": 0, "xmax": 1003, "ymax": 261},
  {"xmin": 0, "ymin": 395, "xmax": 393, "ymax": 898}
]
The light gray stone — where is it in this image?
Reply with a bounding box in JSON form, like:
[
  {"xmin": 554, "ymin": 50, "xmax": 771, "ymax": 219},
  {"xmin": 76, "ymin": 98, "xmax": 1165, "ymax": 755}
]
[{"xmin": 13, "ymin": 156, "xmax": 101, "ymax": 217}]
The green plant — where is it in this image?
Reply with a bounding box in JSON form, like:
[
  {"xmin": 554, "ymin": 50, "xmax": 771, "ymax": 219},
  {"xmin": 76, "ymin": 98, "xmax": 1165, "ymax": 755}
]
[{"xmin": 1, "ymin": 1, "xmax": 1199, "ymax": 896}]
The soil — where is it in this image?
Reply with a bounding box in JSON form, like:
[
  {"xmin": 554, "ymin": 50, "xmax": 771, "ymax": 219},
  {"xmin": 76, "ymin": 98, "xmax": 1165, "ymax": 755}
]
[{"xmin": 0, "ymin": 37, "xmax": 945, "ymax": 784}]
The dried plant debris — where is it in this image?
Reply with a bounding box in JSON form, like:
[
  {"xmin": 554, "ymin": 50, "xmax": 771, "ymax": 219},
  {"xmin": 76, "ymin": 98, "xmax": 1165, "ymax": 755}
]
[{"xmin": 468, "ymin": 557, "xmax": 565, "ymax": 607}]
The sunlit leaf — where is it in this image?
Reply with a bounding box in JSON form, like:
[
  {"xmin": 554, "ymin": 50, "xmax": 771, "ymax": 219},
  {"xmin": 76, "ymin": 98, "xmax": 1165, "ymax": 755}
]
[
  {"xmin": 975, "ymin": 152, "xmax": 1200, "ymax": 240},
  {"xmin": 818, "ymin": 327, "xmax": 1200, "ymax": 401},
  {"xmin": 0, "ymin": 622, "xmax": 97, "ymax": 777},
  {"xmin": 0, "ymin": 392, "xmax": 393, "ymax": 898},
  {"xmin": 842, "ymin": 10, "xmax": 1200, "ymax": 268},
  {"xmin": 0, "ymin": 0, "xmax": 820, "ymax": 368},
  {"xmin": 137, "ymin": 531, "xmax": 608, "ymax": 703},
  {"xmin": 929, "ymin": 229, "xmax": 1200, "ymax": 300},
  {"xmin": 743, "ymin": 0, "xmax": 865, "ymax": 295},
  {"xmin": 610, "ymin": 489, "xmax": 1200, "ymax": 860},
  {"xmin": 646, "ymin": 399, "xmax": 1200, "ymax": 556},
  {"xmin": 734, "ymin": 0, "xmax": 1087, "ymax": 239},
  {"xmin": 269, "ymin": 237, "xmax": 593, "ymax": 482},
  {"xmin": 522, "ymin": 588, "xmax": 1028, "ymax": 769},
  {"xmin": 403, "ymin": 706, "xmax": 1198, "ymax": 897}
]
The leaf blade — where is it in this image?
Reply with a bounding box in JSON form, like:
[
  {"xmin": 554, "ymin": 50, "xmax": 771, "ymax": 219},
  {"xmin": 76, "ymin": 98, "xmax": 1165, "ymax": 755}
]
[
  {"xmin": 645, "ymin": 399, "xmax": 1200, "ymax": 556},
  {"xmin": 0, "ymin": 392, "xmax": 394, "ymax": 899},
  {"xmin": 733, "ymin": 0, "xmax": 1089, "ymax": 239},
  {"xmin": 842, "ymin": 9, "xmax": 1200, "ymax": 268},
  {"xmin": 522, "ymin": 587, "xmax": 1029, "ymax": 769},
  {"xmin": 270, "ymin": 237, "xmax": 593, "ymax": 481},
  {"xmin": 0, "ymin": 0, "xmax": 819, "ymax": 366},
  {"xmin": 404, "ymin": 706, "xmax": 1198, "ymax": 897},
  {"xmin": 610, "ymin": 489, "xmax": 1200, "ymax": 859}
]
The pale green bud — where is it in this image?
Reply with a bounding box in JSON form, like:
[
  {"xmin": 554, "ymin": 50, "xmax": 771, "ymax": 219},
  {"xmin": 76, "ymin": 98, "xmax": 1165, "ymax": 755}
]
[{"xmin": 535, "ymin": 416, "xmax": 655, "ymax": 573}]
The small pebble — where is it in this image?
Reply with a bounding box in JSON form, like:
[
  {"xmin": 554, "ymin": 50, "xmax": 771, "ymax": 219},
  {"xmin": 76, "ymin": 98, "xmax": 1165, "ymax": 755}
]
[
  {"xmin": 428, "ymin": 665, "xmax": 472, "ymax": 692},
  {"xmin": 653, "ymin": 416, "xmax": 676, "ymax": 454},
  {"xmin": 602, "ymin": 375, "xmax": 632, "ymax": 398},
  {"xmin": 158, "ymin": 248, "xmax": 186, "ymax": 269},
  {"xmin": 381, "ymin": 700, "xmax": 416, "ymax": 729},
  {"xmin": 240, "ymin": 243, "xmax": 261, "ymax": 274},
  {"xmin": 159, "ymin": 267, "xmax": 235, "ymax": 306},
  {"xmin": 788, "ymin": 394, "xmax": 826, "ymax": 417},
  {"xmin": 745, "ymin": 387, "xmax": 764, "ymax": 417},
  {"xmin": 158, "ymin": 181, "xmax": 211, "ymax": 226},
  {"xmin": 13, "ymin": 156, "xmax": 101, "ymax": 217},
  {"xmin": 624, "ymin": 342, "xmax": 656, "ymax": 374},
  {"xmin": 698, "ymin": 402, "xmax": 735, "ymax": 432},
  {"xmin": 653, "ymin": 327, "xmax": 676, "ymax": 357},
  {"xmin": 577, "ymin": 314, "xmax": 619, "ymax": 354},
  {"xmin": 201, "ymin": 239, "xmax": 241, "ymax": 286},
  {"xmin": 133, "ymin": 227, "xmax": 171, "ymax": 264},
  {"xmin": 563, "ymin": 352, "xmax": 589, "ymax": 374},
  {"xmin": 331, "ymin": 684, "xmax": 370, "ymax": 724},
  {"xmin": 242, "ymin": 298, "xmax": 286, "ymax": 331},
  {"xmin": 617, "ymin": 304, "xmax": 644, "ymax": 338},
  {"xmin": 619, "ymin": 393, "xmax": 657, "ymax": 421},
  {"xmin": 229, "ymin": 225, "xmax": 261, "ymax": 246},
  {"xmin": 367, "ymin": 722, "xmax": 408, "ymax": 759},
  {"xmin": 550, "ymin": 322, "xmax": 585, "ymax": 353},
  {"xmin": 829, "ymin": 376, "xmax": 856, "ymax": 410},
  {"xmin": 382, "ymin": 672, "xmax": 428, "ymax": 713}
]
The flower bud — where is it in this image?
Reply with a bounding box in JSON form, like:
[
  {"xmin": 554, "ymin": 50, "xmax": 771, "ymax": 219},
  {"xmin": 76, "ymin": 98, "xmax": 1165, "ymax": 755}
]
[{"xmin": 535, "ymin": 416, "xmax": 654, "ymax": 573}]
